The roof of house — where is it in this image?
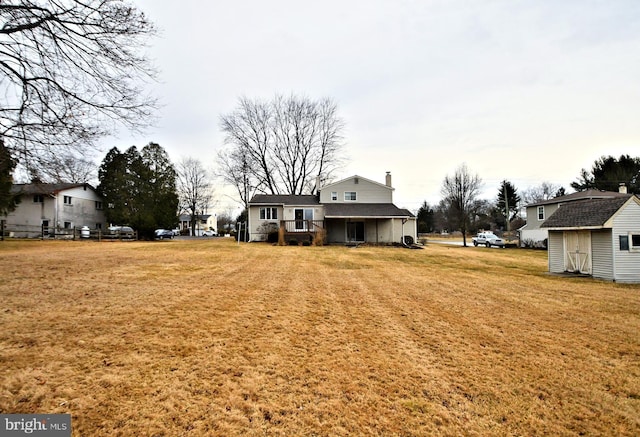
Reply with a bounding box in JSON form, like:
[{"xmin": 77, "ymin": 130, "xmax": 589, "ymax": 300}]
[
  {"xmin": 527, "ymin": 189, "xmax": 629, "ymax": 207},
  {"xmin": 11, "ymin": 183, "xmax": 94, "ymax": 195},
  {"xmin": 541, "ymin": 196, "xmax": 633, "ymax": 229},
  {"xmin": 249, "ymin": 194, "xmax": 319, "ymax": 206},
  {"xmin": 324, "ymin": 203, "xmax": 415, "ymax": 218}
]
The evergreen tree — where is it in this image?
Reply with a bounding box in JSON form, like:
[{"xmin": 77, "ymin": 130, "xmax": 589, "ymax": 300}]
[
  {"xmin": 571, "ymin": 155, "xmax": 640, "ymax": 194},
  {"xmin": 416, "ymin": 201, "xmax": 434, "ymax": 233},
  {"xmin": 97, "ymin": 144, "xmax": 178, "ymax": 238},
  {"xmin": 496, "ymin": 180, "xmax": 521, "ymax": 225}
]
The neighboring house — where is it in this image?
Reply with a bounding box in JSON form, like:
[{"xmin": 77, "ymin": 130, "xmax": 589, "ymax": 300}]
[
  {"xmin": 541, "ymin": 194, "xmax": 640, "ymax": 283},
  {"xmin": 178, "ymin": 213, "xmax": 217, "ymax": 235},
  {"xmin": 520, "ymin": 188, "xmax": 630, "ymax": 247},
  {"xmin": 2, "ymin": 183, "xmax": 106, "ymax": 237},
  {"xmin": 247, "ymin": 173, "xmax": 417, "ymax": 244}
]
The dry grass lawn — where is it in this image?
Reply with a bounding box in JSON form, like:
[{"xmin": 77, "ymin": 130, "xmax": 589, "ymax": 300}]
[{"xmin": 1, "ymin": 238, "xmax": 639, "ymax": 436}]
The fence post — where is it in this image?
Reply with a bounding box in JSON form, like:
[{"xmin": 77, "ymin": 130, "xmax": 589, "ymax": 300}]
[{"xmin": 1, "ymin": 220, "xmax": 4, "ymax": 241}]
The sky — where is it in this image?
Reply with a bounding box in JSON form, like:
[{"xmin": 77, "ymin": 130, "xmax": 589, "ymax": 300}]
[{"xmin": 100, "ymin": 0, "xmax": 640, "ymax": 214}]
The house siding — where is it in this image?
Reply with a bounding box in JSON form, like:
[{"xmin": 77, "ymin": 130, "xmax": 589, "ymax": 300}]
[
  {"xmin": 548, "ymin": 231, "xmax": 565, "ymax": 273},
  {"xmin": 591, "ymin": 230, "xmax": 614, "ymax": 281},
  {"xmin": 319, "ymin": 177, "xmax": 392, "ymax": 204},
  {"xmin": 4, "ymin": 185, "xmax": 106, "ymax": 235},
  {"xmin": 611, "ymin": 200, "xmax": 640, "ymax": 283}
]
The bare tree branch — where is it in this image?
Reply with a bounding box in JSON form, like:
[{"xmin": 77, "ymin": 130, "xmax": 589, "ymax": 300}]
[{"xmin": 0, "ymin": 0, "xmax": 158, "ymax": 177}]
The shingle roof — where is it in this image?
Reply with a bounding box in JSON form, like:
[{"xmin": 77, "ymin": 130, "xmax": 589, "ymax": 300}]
[
  {"xmin": 324, "ymin": 203, "xmax": 415, "ymax": 218},
  {"xmin": 249, "ymin": 194, "xmax": 319, "ymax": 206},
  {"xmin": 11, "ymin": 183, "xmax": 92, "ymax": 195},
  {"xmin": 527, "ymin": 189, "xmax": 628, "ymax": 207},
  {"xmin": 541, "ymin": 196, "xmax": 632, "ymax": 228}
]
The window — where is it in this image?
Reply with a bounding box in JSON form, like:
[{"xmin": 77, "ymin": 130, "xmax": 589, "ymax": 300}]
[
  {"xmin": 537, "ymin": 206, "xmax": 545, "ymax": 220},
  {"xmin": 33, "ymin": 195, "xmax": 44, "ymax": 203},
  {"xmin": 631, "ymin": 233, "xmax": 640, "ymax": 252},
  {"xmin": 331, "ymin": 191, "xmax": 337, "ymax": 201},
  {"xmin": 64, "ymin": 222, "xmax": 72, "ymax": 229},
  {"xmin": 95, "ymin": 201, "xmax": 103, "ymax": 210},
  {"xmin": 96, "ymin": 223, "xmax": 102, "ymax": 230},
  {"xmin": 63, "ymin": 195, "xmax": 72, "ymax": 205},
  {"xmin": 344, "ymin": 191, "xmax": 357, "ymax": 201},
  {"xmin": 259, "ymin": 207, "xmax": 278, "ymax": 220}
]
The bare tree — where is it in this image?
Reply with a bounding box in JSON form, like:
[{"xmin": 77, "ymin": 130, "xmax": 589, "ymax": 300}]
[
  {"xmin": 0, "ymin": 1, "xmax": 158, "ymax": 178},
  {"xmin": 219, "ymin": 94, "xmax": 344, "ymax": 199},
  {"xmin": 440, "ymin": 164, "xmax": 483, "ymax": 247},
  {"xmin": 177, "ymin": 157, "xmax": 214, "ymax": 236},
  {"xmin": 521, "ymin": 182, "xmax": 562, "ymax": 205},
  {"xmin": 33, "ymin": 151, "xmax": 97, "ymax": 184}
]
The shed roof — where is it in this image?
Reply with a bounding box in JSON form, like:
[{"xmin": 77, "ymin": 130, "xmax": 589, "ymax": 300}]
[
  {"xmin": 249, "ymin": 194, "xmax": 319, "ymax": 206},
  {"xmin": 541, "ymin": 196, "xmax": 633, "ymax": 229},
  {"xmin": 324, "ymin": 203, "xmax": 414, "ymax": 218}
]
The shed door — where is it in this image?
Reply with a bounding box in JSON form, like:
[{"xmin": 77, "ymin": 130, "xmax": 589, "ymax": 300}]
[{"xmin": 564, "ymin": 231, "xmax": 592, "ymax": 274}]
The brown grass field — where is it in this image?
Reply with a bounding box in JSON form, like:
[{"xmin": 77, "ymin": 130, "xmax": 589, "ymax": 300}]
[{"xmin": 1, "ymin": 238, "xmax": 639, "ymax": 436}]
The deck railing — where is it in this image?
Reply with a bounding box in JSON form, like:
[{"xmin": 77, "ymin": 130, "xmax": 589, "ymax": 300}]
[{"xmin": 280, "ymin": 220, "xmax": 325, "ymax": 233}]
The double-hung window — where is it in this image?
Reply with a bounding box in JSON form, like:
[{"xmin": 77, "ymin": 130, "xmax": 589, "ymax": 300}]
[
  {"xmin": 259, "ymin": 207, "xmax": 278, "ymax": 220},
  {"xmin": 537, "ymin": 206, "xmax": 545, "ymax": 220}
]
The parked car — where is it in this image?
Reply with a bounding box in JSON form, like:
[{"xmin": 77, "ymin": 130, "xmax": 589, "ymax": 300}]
[
  {"xmin": 154, "ymin": 229, "xmax": 174, "ymax": 240},
  {"xmin": 202, "ymin": 230, "xmax": 217, "ymax": 237},
  {"xmin": 107, "ymin": 226, "xmax": 135, "ymax": 239},
  {"xmin": 472, "ymin": 232, "xmax": 505, "ymax": 248}
]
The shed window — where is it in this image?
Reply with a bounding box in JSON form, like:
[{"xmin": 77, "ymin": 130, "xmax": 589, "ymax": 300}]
[
  {"xmin": 630, "ymin": 233, "xmax": 640, "ymax": 252},
  {"xmin": 537, "ymin": 206, "xmax": 545, "ymax": 220}
]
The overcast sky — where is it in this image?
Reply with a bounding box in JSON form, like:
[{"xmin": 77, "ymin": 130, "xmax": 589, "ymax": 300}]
[{"xmin": 101, "ymin": 0, "xmax": 640, "ymax": 213}]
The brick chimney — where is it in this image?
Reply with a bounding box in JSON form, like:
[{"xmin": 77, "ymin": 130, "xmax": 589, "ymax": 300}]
[
  {"xmin": 385, "ymin": 171, "xmax": 392, "ymax": 188},
  {"xmin": 619, "ymin": 183, "xmax": 628, "ymax": 194}
]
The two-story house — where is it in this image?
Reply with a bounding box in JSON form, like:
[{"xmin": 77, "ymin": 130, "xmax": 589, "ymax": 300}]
[
  {"xmin": 247, "ymin": 173, "xmax": 417, "ymax": 245},
  {"xmin": 2, "ymin": 183, "xmax": 106, "ymax": 237},
  {"xmin": 520, "ymin": 187, "xmax": 630, "ymax": 247}
]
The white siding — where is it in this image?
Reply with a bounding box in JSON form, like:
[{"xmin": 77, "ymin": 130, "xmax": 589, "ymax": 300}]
[
  {"xmin": 611, "ymin": 200, "xmax": 640, "ymax": 283},
  {"xmin": 548, "ymin": 231, "xmax": 565, "ymax": 273},
  {"xmin": 591, "ymin": 230, "xmax": 614, "ymax": 281},
  {"xmin": 319, "ymin": 177, "xmax": 392, "ymax": 203}
]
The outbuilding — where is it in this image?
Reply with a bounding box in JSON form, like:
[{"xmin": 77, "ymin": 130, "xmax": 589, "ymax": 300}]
[{"xmin": 541, "ymin": 195, "xmax": 640, "ymax": 283}]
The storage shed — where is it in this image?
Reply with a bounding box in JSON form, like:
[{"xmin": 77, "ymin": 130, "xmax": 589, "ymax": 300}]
[{"xmin": 541, "ymin": 195, "xmax": 640, "ymax": 283}]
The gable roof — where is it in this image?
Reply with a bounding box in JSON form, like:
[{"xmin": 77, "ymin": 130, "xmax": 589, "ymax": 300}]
[
  {"xmin": 320, "ymin": 175, "xmax": 393, "ymax": 192},
  {"xmin": 324, "ymin": 203, "xmax": 414, "ymax": 218},
  {"xmin": 527, "ymin": 189, "xmax": 629, "ymax": 207},
  {"xmin": 249, "ymin": 194, "xmax": 319, "ymax": 206},
  {"xmin": 541, "ymin": 196, "xmax": 635, "ymax": 229},
  {"xmin": 11, "ymin": 183, "xmax": 96, "ymax": 195}
]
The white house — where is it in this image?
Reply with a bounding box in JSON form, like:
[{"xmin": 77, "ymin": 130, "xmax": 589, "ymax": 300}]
[
  {"xmin": 2, "ymin": 183, "xmax": 106, "ymax": 237},
  {"xmin": 541, "ymin": 194, "xmax": 640, "ymax": 283},
  {"xmin": 247, "ymin": 173, "xmax": 417, "ymax": 245}
]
